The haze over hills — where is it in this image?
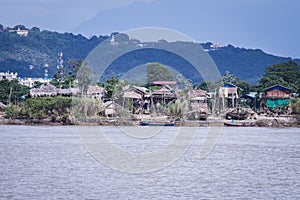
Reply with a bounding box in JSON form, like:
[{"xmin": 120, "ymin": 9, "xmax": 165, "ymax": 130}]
[
  {"xmin": 72, "ymin": 0, "xmax": 300, "ymax": 59},
  {"xmin": 0, "ymin": 24, "xmax": 299, "ymax": 84}
]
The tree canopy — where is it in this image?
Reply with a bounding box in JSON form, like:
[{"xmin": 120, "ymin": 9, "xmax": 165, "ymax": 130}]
[
  {"xmin": 0, "ymin": 79, "xmax": 30, "ymax": 105},
  {"xmin": 146, "ymin": 62, "xmax": 174, "ymax": 84},
  {"xmin": 256, "ymin": 61, "xmax": 300, "ymax": 93}
]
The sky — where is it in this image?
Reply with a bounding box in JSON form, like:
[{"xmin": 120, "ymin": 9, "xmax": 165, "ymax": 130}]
[{"xmin": 1, "ymin": 0, "xmax": 300, "ymax": 58}]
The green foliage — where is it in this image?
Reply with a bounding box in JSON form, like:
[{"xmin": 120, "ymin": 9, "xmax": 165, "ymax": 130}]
[
  {"xmin": 256, "ymin": 61, "xmax": 300, "ymax": 92},
  {"xmin": 4, "ymin": 106, "xmax": 21, "ymax": 119},
  {"xmin": 0, "ymin": 25, "xmax": 107, "ymax": 78},
  {"xmin": 71, "ymin": 97, "xmax": 101, "ymax": 123},
  {"xmin": 207, "ymin": 43, "xmax": 300, "ymax": 83},
  {"xmin": 104, "ymin": 76, "xmax": 120, "ymax": 98},
  {"xmin": 20, "ymin": 96, "xmax": 72, "ymax": 120},
  {"xmin": 33, "ymin": 81, "xmax": 43, "ymax": 88},
  {"xmin": 291, "ymin": 98, "xmax": 300, "ymax": 115},
  {"xmin": 146, "ymin": 62, "xmax": 174, "ymax": 84},
  {"xmin": 77, "ymin": 62, "xmax": 92, "ymax": 94},
  {"xmin": 167, "ymin": 99, "xmax": 188, "ymax": 118},
  {"xmin": 50, "ymin": 59, "xmax": 82, "ymax": 89},
  {"xmin": 0, "ymin": 79, "xmax": 30, "ymax": 105}
]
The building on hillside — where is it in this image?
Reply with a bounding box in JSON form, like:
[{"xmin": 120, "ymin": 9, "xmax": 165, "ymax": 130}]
[
  {"xmin": 8, "ymin": 27, "xmax": 29, "ymax": 36},
  {"xmin": 19, "ymin": 78, "xmax": 52, "ymax": 88},
  {"xmin": 187, "ymin": 89, "xmax": 208, "ymax": 120},
  {"xmin": 0, "ymin": 72, "xmax": 18, "ymax": 81},
  {"xmin": 264, "ymin": 85, "xmax": 291, "ymax": 111}
]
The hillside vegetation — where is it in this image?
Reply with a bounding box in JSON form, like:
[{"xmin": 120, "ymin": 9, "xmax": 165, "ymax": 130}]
[{"xmin": 0, "ymin": 25, "xmax": 299, "ymax": 83}]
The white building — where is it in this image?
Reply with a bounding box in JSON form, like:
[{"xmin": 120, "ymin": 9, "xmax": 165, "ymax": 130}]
[
  {"xmin": 8, "ymin": 27, "xmax": 29, "ymax": 36},
  {"xmin": 19, "ymin": 78, "xmax": 52, "ymax": 88},
  {"xmin": 0, "ymin": 72, "xmax": 18, "ymax": 81}
]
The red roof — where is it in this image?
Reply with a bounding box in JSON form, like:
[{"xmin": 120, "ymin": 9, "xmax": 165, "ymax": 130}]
[{"xmin": 153, "ymin": 81, "xmax": 177, "ymax": 85}]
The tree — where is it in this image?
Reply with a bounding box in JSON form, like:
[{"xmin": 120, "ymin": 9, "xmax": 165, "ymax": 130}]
[
  {"xmin": 104, "ymin": 76, "xmax": 120, "ymax": 98},
  {"xmin": 146, "ymin": 62, "xmax": 174, "ymax": 84},
  {"xmin": 0, "ymin": 79, "xmax": 30, "ymax": 105},
  {"xmin": 256, "ymin": 61, "xmax": 300, "ymax": 92},
  {"xmin": 33, "ymin": 81, "xmax": 43, "ymax": 88},
  {"xmin": 77, "ymin": 62, "xmax": 92, "ymax": 95}
]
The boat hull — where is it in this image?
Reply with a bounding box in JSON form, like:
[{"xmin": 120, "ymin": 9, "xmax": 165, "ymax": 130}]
[{"xmin": 140, "ymin": 121, "xmax": 175, "ymax": 126}]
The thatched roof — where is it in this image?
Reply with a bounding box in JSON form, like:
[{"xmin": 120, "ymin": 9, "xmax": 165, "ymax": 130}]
[
  {"xmin": 58, "ymin": 88, "xmax": 79, "ymax": 96},
  {"xmin": 87, "ymin": 85, "xmax": 106, "ymax": 95},
  {"xmin": 123, "ymin": 87, "xmax": 147, "ymax": 99},
  {"xmin": 188, "ymin": 90, "xmax": 207, "ymax": 100},
  {"xmin": 30, "ymin": 83, "xmax": 58, "ymax": 97}
]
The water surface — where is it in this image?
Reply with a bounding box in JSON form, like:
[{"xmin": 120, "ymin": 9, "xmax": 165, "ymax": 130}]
[{"xmin": 0, "ymin": 126, "xmax": 299, "ymax": 199}]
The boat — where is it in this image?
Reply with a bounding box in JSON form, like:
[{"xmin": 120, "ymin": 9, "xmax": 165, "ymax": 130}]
[
  {"xmin": 140, "ymin": 121, "xmax": 175, "ymax": 126},
  {"xmin": 224, "ymin": 121, "xmax": 244, "ymax": 127},
  {"xmin": 224, "ymin": 120, "xmax": 256, "ymax": 127}
]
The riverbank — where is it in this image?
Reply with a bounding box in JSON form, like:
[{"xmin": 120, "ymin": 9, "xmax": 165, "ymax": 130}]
[{"xmin": 0, "ymin": 113, "xmax": 299, "ymax": 127}]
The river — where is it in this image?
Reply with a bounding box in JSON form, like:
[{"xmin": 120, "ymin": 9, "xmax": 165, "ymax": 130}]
[{"xmin": 0, "ymin": 125, "xmax": 299, "ymax": 199}]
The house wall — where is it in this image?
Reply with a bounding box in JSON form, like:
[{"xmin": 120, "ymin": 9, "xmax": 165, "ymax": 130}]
[{"xmin": 266, "ymin": 89, "xmax": 290, "ymax": 98}]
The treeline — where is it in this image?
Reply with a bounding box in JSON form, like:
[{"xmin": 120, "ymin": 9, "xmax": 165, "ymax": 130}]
[{"xmin": 1, "ymin": 60, "xmax": 300, "ymax": 121}]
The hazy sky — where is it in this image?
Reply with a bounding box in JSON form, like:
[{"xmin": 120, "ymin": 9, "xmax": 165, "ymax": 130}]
[{"xmin": 1, "ymin": 0, "xmax": 299, "ymax": 58}]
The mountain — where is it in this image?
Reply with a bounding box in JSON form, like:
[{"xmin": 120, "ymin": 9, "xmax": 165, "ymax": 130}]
[
  {"xmin": 0, "ymin": 25, "xmax": 299, "ymax": 83},
  {"xmin": 0, "ymin": 25, "xmax": 108, "ymax": 78},
  {"xmin": 72, "ymin": 0, "xmax": 300, "ymax": 59}
]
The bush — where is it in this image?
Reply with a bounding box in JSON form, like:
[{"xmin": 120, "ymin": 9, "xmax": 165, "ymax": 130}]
[
  {"xmin": 291, "ymin": 98, "xmax": 300, "ymax": 115},
  {"xmin": 5, "ymin": 106, "xmax": 20, "ymax": 119}
]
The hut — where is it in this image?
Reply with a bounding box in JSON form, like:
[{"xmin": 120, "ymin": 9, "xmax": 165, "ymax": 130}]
[
  {"xmin": 187, "ymin": 89, "xmax": 208, "ymax": 120},
  {"xmin": 219, "ymin": 83, "xmax": 239, "ymax": 110},
  {"xmin": 30, "ymin": 83, "xmax": 58, "ymax": 97},
  {"xmin": 123, "ymin": 87, "xmax": 148, "ymax": 114},
  {"xmin": 151, "ymin": 84, "xmax": 177, "ymax": 106},
  {"xmin": 87, "ymin": 85, "xmax": 106, "ymax": 100},
  {"xmin": 99, "ymin": 101, "xmax": 120, "ymax": 117},
  {"xmin": 264, "ymin": 85, "xmax": 291, "ymax": 110}
]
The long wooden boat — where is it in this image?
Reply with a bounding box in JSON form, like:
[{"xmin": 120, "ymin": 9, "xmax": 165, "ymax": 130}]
[
  {"xmin": 224, "ymin": 121, "xmax": 256, "ymax": 127},
  {"xmin": 224, "ymin": 121, "xmax": 244, "ymax": 127},
  {"xmin": 140, "ymin": 121, "xmax": 175, "ymax": 126}
]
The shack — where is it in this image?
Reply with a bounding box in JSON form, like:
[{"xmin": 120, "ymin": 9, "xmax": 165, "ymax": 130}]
[
  {"xmin": 264, "ymin": 85, "xmax": 291, "ymax": 113},
  {"xmin": 219, "ymin": 83, "xmax": 239, "ymax": 110},
  {"xmin": 123, "ymin": 87, "xmax": 148, "ymax": 114},
  {"xmin": 187, "ymin": 89, "xmax": 208, "ymax": 120},
  {"xmin": 30, "ymin": 83, "xmax": 58, "ymax": 97}
]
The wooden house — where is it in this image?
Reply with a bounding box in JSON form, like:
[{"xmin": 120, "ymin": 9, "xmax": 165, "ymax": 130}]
[
  {"xmin": 99, "ymin": 101, "xmax": 120, "ymax": 117},
  {"xmin": 219, "ymin": 83, "xmax": 239, "ymax": 109},
  {"xmin": 123, "ymin": 87, "xmax": 148, "ymax": 114},
  {"xmin": 87, "ymin": 85, "xmax": 106, "ymax": 100},
  {"xmin": 264, "ymin": 85, "xmax": 291, "ymax": 109},
  {"xmin": 151, "ymin": 85, "xmax": 177, "ymax": 105},
  {"xmin": 187, "ymin": 89, "xmax": 208, "ymax": 120}
]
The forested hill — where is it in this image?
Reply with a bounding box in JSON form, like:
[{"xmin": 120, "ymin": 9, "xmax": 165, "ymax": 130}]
[
  {"xmin": 203, "ymin": 43, "xmax": 300, "ymax": 83},
  {"xmin": 0, "ymin": 25, "xmax": 299, "ymax": 83}
]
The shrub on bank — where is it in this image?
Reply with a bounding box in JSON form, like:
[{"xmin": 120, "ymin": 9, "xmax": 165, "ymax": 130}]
[{"xmin": 291, "ymin": 98, "xmax": 300, "ymax": 115}]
